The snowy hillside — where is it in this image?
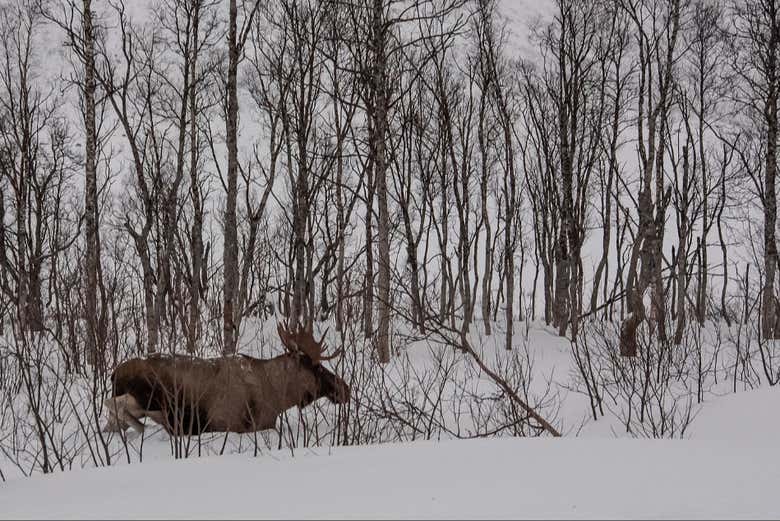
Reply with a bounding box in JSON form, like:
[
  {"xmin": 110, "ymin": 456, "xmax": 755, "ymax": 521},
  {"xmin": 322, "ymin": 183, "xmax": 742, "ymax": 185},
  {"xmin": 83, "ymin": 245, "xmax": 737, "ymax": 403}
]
[
  {"xmin": 2, "ymin": 0, "xmax": 780, "ymax": 518},
  {"xmin": 2, "ymin": 328, "xmax": 779, "ymax": 518},
  {"xmin": 3, "ymin": 384, "xmax": 779, "ymax": 520}
]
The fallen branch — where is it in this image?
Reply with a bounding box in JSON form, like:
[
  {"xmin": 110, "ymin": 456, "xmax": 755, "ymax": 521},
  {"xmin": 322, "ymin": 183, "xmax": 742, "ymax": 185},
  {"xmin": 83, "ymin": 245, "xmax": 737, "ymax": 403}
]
[{"xmin": 409, "ymin": 318, "xmax": 561, "ymax": 437}]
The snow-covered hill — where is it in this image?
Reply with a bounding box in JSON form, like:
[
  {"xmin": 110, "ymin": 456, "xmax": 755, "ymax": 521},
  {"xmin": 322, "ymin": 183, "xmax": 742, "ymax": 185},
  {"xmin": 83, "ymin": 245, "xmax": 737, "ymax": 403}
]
[{"xmin": 3, "ymin": 387, "xmax": 778, "ymax": 519}]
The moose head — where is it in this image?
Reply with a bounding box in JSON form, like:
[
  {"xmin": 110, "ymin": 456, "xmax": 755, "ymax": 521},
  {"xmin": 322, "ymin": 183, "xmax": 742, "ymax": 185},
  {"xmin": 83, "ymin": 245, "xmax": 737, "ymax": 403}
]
[{"xmin": 277, "ymin": 322, "xmax": 351, "ymax": 405}]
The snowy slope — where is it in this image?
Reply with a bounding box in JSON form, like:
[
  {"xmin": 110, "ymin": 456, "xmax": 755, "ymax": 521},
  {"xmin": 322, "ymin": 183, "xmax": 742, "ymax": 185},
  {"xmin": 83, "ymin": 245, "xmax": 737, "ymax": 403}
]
[
  {"xmin": 2, "ymin": 388, "xmax": 778, "ymax": 520},
  {"xmin": 688, "ymin": 387, "xmax": 780, "ymax": 443},
  {"xmin": 2, "ymin": 0, "xmax": 776, "ymax": 517},
  {"xmin": 1, "ymin": 437, "xmax": 777, "ymax": 520}
]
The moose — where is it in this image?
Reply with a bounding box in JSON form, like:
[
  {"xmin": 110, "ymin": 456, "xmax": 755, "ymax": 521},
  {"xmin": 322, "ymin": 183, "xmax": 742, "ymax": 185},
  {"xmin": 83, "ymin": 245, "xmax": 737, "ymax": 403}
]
[{"xmin": 102, "ymin": 323, "xmax": 350, "ymax": 435}]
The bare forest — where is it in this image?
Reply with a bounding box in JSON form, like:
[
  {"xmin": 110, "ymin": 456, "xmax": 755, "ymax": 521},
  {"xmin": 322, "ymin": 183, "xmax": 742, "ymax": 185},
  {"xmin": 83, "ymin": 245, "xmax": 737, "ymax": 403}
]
[{"xmin": 1, "ymin": 0, "xmax": 780, "ymax": 483}]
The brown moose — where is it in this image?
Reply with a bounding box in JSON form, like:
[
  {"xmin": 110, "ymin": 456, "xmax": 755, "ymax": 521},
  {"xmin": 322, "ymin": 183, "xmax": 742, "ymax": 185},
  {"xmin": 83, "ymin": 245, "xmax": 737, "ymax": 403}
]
[{"xmin": 102, "ymin": 323, "xmax": 350, "ymax": 435}]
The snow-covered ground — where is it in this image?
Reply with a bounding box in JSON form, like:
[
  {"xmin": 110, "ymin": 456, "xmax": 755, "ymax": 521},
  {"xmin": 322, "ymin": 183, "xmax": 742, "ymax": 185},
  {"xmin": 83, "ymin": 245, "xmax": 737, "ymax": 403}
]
[
  {"xmin": 1, "ymin": 0, "xmax": 777, "ymax": 517},
  {"xmin": 3, "ymin": 386, "xmax": 777, "ymax": 519}
]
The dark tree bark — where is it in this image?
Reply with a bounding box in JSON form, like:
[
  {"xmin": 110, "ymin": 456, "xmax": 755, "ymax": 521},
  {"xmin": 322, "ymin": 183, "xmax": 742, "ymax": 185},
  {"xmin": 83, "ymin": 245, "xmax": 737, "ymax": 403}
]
[
  {"xmin": 223, "ymin": 0, "xmax": 261, "ymax": 354},
  {"xmin": 223, "ymin": 0, "xmax": 241, "ymax": 354},
  {"xmin": 83, "ymin": 0, "xmax": 102, "ymax": 367},
  {"xmin": 619, "ymin": 0, "xmax": 681, "ymax": 356}
]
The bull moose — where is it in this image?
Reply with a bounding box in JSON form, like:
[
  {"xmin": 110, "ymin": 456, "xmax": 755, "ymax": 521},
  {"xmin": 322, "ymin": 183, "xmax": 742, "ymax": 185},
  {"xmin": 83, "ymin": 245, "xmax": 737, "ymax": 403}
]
[{"xmin": 102, "ymin": 323, "xmax": 350, "ymax": 435}]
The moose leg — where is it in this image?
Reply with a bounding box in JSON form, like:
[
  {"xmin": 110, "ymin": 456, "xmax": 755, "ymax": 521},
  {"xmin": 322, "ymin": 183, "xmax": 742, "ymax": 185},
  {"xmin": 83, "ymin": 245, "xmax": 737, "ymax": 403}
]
[
  {"xmin": 102, "ymin": 403, "xmax": 127, "ymax": 432},
  {"xmin": 144, "ymin": 409, "xmax": 173, "ymax": 435},
  {"xmin": 103, "ymin": 395, "xmax": 129, "ymax": 432},
  {"xmin": 103, "ymin": 394, "xmax": 146, "ymax": 434}
]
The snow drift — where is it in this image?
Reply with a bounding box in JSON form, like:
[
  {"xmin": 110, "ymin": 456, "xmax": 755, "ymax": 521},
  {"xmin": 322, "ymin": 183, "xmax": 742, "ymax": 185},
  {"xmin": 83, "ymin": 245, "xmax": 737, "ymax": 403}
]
[{"xmin": 2, "ymin": 388, "xmax": 778, "ymax": 520}]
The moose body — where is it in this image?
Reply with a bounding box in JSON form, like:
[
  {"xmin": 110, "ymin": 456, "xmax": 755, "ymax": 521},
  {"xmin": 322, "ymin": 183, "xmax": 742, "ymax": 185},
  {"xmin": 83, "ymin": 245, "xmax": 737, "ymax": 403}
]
[{"xmin": 103, "ymin": 325, "xmax": 349, "ymax": 435}]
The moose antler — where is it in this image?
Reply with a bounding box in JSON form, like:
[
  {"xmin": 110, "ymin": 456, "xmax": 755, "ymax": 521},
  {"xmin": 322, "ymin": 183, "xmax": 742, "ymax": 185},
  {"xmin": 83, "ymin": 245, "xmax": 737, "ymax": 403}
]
[
  {"xmin": 277, "ymin": 322, "xmax": 342, "ymax": 366},
  {"xmin": 313, "ymin": 327, "xmax": 344, "ymax": 362}
]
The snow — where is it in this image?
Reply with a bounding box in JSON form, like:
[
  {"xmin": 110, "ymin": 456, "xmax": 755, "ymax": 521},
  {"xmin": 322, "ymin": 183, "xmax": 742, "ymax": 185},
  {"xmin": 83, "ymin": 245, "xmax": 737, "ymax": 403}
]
[
  {"xmin": 2, "ymin": 438, "xmax": 778, "ymax": 519},
  {"xmin": 1, "ymin": 0, "xmax": 777, "ymax": 518},
  {"xmin": 688, "ymin": 388, "xmax": 780, "ymax": 443},
  {"xmin": 2, "ymin": 388, "xmax": 779, "ymax": 520}
]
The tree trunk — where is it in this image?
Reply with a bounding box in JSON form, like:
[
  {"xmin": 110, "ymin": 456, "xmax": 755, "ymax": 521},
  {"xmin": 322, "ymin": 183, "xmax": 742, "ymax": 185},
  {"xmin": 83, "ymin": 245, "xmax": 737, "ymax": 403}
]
[
  {"xmin": 373, "ymin": 0, "xmax": 391, "ymax": 364},
  {"xmin": 674, "ymin": 145, "xmax": 691, "ymax": 345},
  {"xmin": 718, "ymin": 147, "xmax": 730, "ymax": 325},
  {"xmin": 363, "ymin": 161, "xmax": 374, "ymax": 339},
  {"xmin": 479, "ymin": 100, "xmax": 493, "ymax": 336},
  {"xmin": 334, "ymin": 83, "xmax": 346, "ymax": 333},
  {"xmin": 503, "ymin": 153, "xmax": 515, "ymax": 351},
  {"xmin": 83, "ymin": 0, "xmax": 101, "ymax": 369},
  {"xmin": 127, "ymin": 227, "xmax": 158, "ymax": 353},
  {"xmin": 590, "ymin": 97, "xmax": 619, "ymax": 314},
  {"xmin": 290, "ymin": 161, "xmax": 309, "ymax": 328},
  {"xmin": 223, "ymin": 0, "xmax": 240, "ymax": 354},
  {"xmin": 763, "ymin": 30, "xmax": 779, "ymax": 339},
  {"xmin": 187, "ymin": 2, "xmax": 203, "ymax": 353}
]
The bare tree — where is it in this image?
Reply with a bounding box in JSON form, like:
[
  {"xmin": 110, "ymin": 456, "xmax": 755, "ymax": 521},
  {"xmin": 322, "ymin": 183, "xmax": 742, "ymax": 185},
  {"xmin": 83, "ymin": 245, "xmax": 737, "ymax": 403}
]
[
  {"xmin": 589, "ymin": 3, "xmax": 631, "ymax": 318},
  {"xmin": 339, "ymin": 0, "xmax": 466, "ymax": 362},
  {"xmin": 668, "ymin": 0, "xmax": 729, "ymax": 342},
  {"xmin": 732, "ymin": 0, "xmax": 780, "ymax": 339},
  {"xmin": 474, "ymin": 0, "xmax": 520, "ymax": 350},
  {"xmin": 619, "ymin": 0, "xmax": 683, "ymax": 356},
  {"xmin": 82, "ymin": 0, "xmax": 101, "ymax": 366},
  {"xmin": 223, "ymin": 0, "xmax": 261, "ymax": 355},
  {"xmin": 0, "ymin": 3, "xmax": 79, "ymax": 335},
  {"xmin": 522, "ymin": 0, "xmax": 612, "ymax": 339},
  {"xmin": 43, "ymin": 0, "xmax": 107, "ymax": 366}
]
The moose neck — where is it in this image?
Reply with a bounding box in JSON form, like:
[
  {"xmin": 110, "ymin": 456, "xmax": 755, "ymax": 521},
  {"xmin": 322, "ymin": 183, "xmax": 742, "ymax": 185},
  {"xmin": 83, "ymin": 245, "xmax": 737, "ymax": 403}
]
[{"xmin": 280, "ymin": 353, "xmax": 323, "ymax": 410}]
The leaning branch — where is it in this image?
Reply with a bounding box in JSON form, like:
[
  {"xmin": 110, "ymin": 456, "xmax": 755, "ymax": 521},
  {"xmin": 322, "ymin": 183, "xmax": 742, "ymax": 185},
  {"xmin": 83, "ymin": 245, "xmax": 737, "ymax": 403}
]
[{"xmin": 408, "ymin": 315, "xmax": 561, "ymax": 437}]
